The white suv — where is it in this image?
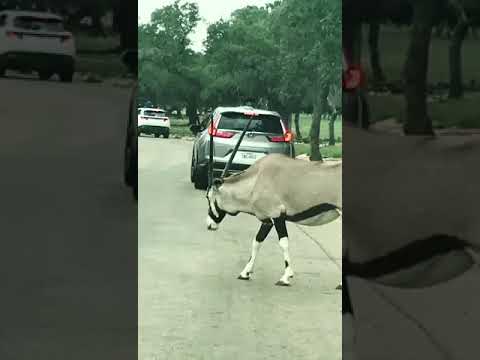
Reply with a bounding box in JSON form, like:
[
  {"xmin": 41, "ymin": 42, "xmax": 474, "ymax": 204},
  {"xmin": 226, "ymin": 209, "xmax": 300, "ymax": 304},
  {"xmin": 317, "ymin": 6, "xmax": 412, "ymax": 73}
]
[
  {"xmin": 138, "ymin": 108, "xmax": 171, "ymax": 138},
  {"xmin": 0, "ymin": 10, "xmax": 76, "ymax": 82}
]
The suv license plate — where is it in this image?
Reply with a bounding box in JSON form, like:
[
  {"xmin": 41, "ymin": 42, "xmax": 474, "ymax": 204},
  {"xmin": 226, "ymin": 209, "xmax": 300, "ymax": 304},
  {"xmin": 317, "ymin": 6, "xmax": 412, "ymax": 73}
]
[{"xmin": 238, "ymin": 152, "xmax": 263, "ymax": 160}]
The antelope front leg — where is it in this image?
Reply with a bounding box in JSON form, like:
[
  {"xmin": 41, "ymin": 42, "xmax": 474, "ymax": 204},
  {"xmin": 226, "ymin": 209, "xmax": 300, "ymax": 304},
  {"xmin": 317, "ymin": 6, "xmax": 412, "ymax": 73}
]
[
  {"xmin": 274, "ymin": 218, "xmax": 294, "ymax": 286},
  {"xmin": 238, "ymin": 221, "xmax": 273, "ymax": 280}
]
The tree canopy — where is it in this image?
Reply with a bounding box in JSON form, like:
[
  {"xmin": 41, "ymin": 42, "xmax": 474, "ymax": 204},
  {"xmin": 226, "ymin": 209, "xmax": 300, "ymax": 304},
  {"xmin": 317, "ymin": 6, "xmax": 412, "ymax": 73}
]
[{"xmin": 139, "ymin": 0, "xmax": 341, "ymax": 159}]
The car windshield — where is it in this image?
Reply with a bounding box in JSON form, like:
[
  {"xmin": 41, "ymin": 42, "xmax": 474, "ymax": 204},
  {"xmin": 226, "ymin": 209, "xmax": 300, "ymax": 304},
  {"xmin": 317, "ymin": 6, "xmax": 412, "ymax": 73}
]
[
  {"xmin": 14, "ymin": 16, "xmax": 64, "ymax": 32},
  {"xmin": 144, "ymin": 110, "xmax": 165, "ymax": 117},
  {"xmin": 218, "ymin": 112, "xmax": 283, "ymax": 134}
]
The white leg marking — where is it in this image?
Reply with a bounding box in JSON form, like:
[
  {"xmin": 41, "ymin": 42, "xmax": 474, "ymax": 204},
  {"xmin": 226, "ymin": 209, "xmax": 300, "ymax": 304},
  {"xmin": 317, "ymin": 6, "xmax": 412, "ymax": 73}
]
[
  {"xmin": 206, "ymin": 215, "xmax": 218, "ymax": 231},
  {"xmin": 277, "ymin": 237, "xmax": 294, "ymax": 285},
  {"xmin": 239, "ymin": 238, "xmax": 262, "ymax": 279},
  {"xmin": 343, "ymin": 313, "xmax": 357, "ymax": 360}
]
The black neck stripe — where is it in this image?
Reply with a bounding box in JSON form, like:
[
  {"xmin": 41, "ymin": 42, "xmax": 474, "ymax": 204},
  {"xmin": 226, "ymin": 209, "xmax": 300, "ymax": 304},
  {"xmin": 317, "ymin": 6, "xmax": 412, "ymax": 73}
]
[{"xmin": 344, "ymin": 234, "xmax": 468, "ymax": 278}]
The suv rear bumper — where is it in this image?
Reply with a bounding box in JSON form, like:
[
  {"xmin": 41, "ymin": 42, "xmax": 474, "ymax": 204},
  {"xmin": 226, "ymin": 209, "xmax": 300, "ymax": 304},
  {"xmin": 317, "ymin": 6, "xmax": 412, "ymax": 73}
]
[
  {"xmin": 198, "ymin": 161, "xmax": 249, "ymax": 177},
  {"xmin": 138, "ymin": 125, "xmax": 170, "ymax": 134},
  {"xmin": 0, "ymin": 52, "xmax": 74, "ymax": 72}
]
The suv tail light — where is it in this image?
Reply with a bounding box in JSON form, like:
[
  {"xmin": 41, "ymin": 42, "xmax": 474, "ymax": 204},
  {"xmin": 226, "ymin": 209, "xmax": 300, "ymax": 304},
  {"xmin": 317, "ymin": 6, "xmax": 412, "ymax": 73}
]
[
  {"xmin": 208, "ymin": 125, "xmax": 235, "ymax": 138},
  {"xmin": 268, "ymin": 131, "xmax": 294, "ymax": 143},
  {"xmin": 343, "ymin": 65, "xmax": 364, "ymax": 90},
  {"xmin": 6, "ymin": 31, "xmax": 20, "ymax": 40},
  {"xmin": 60, "ymin": 34, "xmax": 72, "ymax": 43}
]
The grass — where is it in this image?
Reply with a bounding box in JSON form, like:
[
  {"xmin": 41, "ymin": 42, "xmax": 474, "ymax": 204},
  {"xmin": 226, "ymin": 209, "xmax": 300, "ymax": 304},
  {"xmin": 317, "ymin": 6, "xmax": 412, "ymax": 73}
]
[
  {"xmin": 76, "ymin": 54, "xmax": 126, "ymax": 78},
  {"xmin": 75, "ymin": 34, "xmax": 120, "ymax": 53},
  {"xmin": 74, "ymin": 34, "xmax": 126, "ymax": 78},
  {"xmin": 295, "ymin": 143, "xmax": 342, "ymax": 158},
  {"xmin": 170, "ymin": 118, "xmax": 193, "ymax": 138},
  {"xmin": 296, "ymin": 113, "xmax": 342, "ymax": 144},
  {"xmin": 364, "ymin": 25, "xmax": 480, "ymax": 129}
]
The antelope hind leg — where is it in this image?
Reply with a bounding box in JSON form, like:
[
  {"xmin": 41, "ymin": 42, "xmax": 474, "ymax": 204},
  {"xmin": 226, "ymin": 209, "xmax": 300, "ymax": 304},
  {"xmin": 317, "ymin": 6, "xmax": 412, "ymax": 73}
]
[
  {"xmin": 238, "ymin": 222, "xmax": 273, "ymax": 280},
  {"xmin": 274, "ymin": 218, "xmax": 294, "ymax": 286}
]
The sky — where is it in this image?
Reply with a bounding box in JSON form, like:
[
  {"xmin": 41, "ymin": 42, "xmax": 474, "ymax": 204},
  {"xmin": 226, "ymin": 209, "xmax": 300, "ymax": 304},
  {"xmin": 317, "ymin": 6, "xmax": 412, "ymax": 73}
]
[{"xmin": 139, "ymin": 0, "xmax": 274, "ymax": 52}]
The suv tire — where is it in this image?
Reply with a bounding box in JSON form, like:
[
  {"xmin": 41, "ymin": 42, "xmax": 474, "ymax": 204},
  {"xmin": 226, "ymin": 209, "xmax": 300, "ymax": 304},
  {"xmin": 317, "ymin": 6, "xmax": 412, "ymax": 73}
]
[
  {"xmin": 191, "ymin": 154, "xmax": 208, "ymax": 190},
  {"xmin": 59, "ymin": 69, "xmax": 74, "ymax": 83},
  {"xmin": 164, "ymin": 129, "xmax": 170, "ymax": 138},
  {"xmin": 39, "ymin": 71, "xmax": 53, "ymax": 81}
]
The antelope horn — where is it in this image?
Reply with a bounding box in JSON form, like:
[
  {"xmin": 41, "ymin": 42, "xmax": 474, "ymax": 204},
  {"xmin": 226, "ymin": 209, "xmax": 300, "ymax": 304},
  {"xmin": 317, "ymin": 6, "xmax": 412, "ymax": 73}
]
[
  {"xmin": 221, "ymin": 115, "xmax": 254, "ymax": 178},
  {"xmin": 208, "ymin": 118, "xmax": 214, "ymax": 187}
]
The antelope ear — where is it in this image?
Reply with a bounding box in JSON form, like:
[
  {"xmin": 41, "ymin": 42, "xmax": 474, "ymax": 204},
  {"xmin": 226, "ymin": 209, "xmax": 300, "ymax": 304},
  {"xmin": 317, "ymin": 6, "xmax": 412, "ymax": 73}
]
[{"xmin": 213, "ymin": 178, "xmax": 224, "ymax": 187}]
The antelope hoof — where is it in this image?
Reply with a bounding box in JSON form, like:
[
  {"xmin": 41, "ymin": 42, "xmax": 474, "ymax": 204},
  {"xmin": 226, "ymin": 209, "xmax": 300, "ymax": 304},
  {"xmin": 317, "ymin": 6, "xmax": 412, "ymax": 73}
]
[
  {"xmin": 237, "ymin": 274, "xmax": 250, "ymax": 281},
  {"xmin": 275, "ymin": 280, "xmax": 291, "ymax": 287}
]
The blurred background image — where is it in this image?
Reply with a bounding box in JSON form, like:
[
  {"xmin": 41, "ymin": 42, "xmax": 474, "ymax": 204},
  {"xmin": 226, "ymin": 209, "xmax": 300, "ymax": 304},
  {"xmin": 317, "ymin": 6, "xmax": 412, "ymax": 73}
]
[{"xmin": 0, "ymin": 1, "xmax": 138, "ymax": 360}]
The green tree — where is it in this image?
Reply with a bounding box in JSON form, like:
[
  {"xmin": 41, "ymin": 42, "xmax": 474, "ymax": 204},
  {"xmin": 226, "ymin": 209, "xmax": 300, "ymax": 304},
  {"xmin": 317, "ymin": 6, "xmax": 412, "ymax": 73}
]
[
  {"xmin": 138, "ymin": 0, "xmax": 202, "ymax": 124},
  {"xmin": 272, "ymin": 0, "xmax": 341, "ymax": 160}
]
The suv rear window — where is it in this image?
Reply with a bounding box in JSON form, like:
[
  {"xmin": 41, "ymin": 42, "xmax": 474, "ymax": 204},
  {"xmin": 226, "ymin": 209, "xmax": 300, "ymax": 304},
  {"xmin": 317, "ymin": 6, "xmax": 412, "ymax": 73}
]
[
  {"xmin": 14, "ymin": 16, "xmax": 64, "ymax": 32},
  {"xmin": 218, "ymin": 112, "xmax": 283, "ymax": 134},
  {"xmin": 144, "ymin": 110, "xmax": 165, "ymax": 117}
]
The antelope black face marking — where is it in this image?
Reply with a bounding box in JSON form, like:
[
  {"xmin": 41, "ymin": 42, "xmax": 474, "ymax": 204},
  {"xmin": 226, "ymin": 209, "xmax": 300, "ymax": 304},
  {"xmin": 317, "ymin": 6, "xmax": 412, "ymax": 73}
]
[{"xmin": 208, "ymin": 200, "xmax": 226, "ymax": 224}]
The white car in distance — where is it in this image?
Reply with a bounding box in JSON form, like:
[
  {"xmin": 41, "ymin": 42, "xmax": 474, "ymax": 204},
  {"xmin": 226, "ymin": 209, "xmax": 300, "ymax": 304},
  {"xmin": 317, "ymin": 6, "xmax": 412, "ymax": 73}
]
[
  {"xmin": 0, "ymin": 10, "xmax": 76, "ymax": 81},
  {"xmin": 137, "ymin": 108, "xmax": 171, "ymax": 138}
]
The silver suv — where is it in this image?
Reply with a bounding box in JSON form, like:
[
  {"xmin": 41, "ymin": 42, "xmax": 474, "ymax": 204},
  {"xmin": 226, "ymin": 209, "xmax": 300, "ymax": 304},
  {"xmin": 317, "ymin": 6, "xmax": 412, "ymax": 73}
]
[{"xmin": 190, "ymin": 106, "xmax": 295, "ymax": 189}]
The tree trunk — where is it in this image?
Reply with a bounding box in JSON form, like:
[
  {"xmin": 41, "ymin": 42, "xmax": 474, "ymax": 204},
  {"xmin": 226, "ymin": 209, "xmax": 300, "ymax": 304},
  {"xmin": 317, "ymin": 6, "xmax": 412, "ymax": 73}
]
[
  {"xmin": 368, "ymin": 21, "xmax": 385, "ymax": 83},
  {"xmin": 448, "ymin": 1, "xmax": 469, "ymax": 99},
  {"xmin": 310, "ymin": 84, "xmax": 329, "ymax": 162},
  {"xmin": 91, "ymin": 12, "xmax": 106, "ymax": 37},
  {"xmin": 284, "ymin": 113, "xmax": 292, "ymax": 130},
  {"xmin": 118, "ymin": 0, "xmax": 137, "ymax": 50},
  {"xmin": 471, "ymin": 26, "xmax": 478, "ymax": 40},
  {"xmin": 403, "ymin": 0, "xmax": 436, "ymax": 135},
  {"xmin": 449, "ymin": 23, "xmax": 468, "ymax": 98},
  {"xmin": 187, "ymin": 102, "xmax": 199, "ymax": 126},
  {"xmin": 328, "ymin": 114, "xmax": 336, "ymax": 146},
  {"xmin": 294, "ymin": 112, "xmax": 302, "ymax": 140}
]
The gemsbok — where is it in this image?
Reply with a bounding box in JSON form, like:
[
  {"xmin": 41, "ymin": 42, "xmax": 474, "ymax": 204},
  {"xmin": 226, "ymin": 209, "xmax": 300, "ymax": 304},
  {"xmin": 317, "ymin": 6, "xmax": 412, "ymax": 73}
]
[
  {"xmin": 206, "ymin": 153, "xmax": 342, "ymax": 286},
  {"xmin": 204, "ymin": 110, "xmax": 341, "ymax": 286}
]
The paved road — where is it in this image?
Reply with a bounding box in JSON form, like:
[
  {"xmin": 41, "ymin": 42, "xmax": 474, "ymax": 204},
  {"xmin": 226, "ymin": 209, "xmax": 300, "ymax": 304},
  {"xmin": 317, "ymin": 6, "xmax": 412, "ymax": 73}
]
[
  {"xmin": 0, "ymin": 77, "xmax": 137, "ymax": 360},
  {"xmin": 139, "ymin": 137, "xmax": 342, "ymax": 360}
]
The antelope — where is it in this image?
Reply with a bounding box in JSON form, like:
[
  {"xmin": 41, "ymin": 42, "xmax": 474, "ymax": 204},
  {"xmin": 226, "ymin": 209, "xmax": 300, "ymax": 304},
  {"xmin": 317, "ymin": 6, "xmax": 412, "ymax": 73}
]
[
  {"xmin": 206, "ymin": 153, "xmax": 342, "ymax": 286},
  {"xmin": 342, "ymin": 122, "xmax": 480, "ymax": 359}
]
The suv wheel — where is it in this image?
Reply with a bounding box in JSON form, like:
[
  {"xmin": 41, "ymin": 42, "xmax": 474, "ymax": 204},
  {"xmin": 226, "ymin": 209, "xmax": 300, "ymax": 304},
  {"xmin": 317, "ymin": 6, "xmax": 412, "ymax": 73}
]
[
  {"xmin": 191, "ymin": 154, "xmax": 208, "ymax": 190},
  {"xmin": 59, "ymin": 69, "xmax": 74, "ymax": 83},
  {"xmin": 39, "ymin": 71, "xmax": 53, "ymax": 81},
  {"xmin": 163, "ymin": 129, "xmax": 170, "ymax": 138}
]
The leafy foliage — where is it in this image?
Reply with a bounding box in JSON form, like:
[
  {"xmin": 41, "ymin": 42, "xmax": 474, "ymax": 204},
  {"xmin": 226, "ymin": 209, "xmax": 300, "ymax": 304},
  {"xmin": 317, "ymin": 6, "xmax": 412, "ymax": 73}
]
[{"xmin": 139, "ymin": 0, "xmax": 341, "ymax": 143}]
